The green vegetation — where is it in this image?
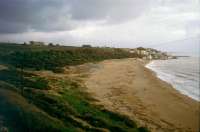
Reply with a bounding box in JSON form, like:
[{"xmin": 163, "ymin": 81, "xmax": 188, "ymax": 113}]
[
  {"xmin": 0, "ymin": 43, "xmax": 148, "ymax": 132},
  {"xmin": 0, "ymin": 69, "xmax": 49, "ymax": 90},
  {"xmin": 0, "ymin": 42, "xmax": 135, "ymax": 72},
  {"xmin": 0, "ymin": 83, "xmax": 71, "ymax": 132}
]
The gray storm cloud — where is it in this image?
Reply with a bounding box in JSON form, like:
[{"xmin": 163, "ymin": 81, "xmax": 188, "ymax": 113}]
[
  {"xmin": 0, "ymin": 0, "xmax": 152, "ymax": 33},
  {"xmin": 0, "ymin": 0, "xmax": 199, "ymax": 55}
]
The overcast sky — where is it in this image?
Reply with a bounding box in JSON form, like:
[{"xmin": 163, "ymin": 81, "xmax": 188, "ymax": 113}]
[{"xmin": 0, "ymin": 0, "xmax": 199, "ymax": 54}]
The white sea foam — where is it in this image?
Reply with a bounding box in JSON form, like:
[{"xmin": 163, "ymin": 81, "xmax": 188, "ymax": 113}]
[{"xmin": 146, "ymin": 57, "xmax": 200, "ymax": 101}]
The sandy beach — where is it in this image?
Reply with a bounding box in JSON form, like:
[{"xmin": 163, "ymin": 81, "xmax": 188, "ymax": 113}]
[{"xmin": 83, "ymin": 58, "xmax": 199, "ymax": 132}]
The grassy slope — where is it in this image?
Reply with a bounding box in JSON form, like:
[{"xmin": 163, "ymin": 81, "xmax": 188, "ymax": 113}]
[
  {"xmin": 0, "ymin": 84, "xmax": 70, "ymax": 132},
  {"xmin": 0, "ymin": 43, "xmax": 148, "ymax": 132},
  {"xmin": 0, "ymin": 43, "xmax": 137, "ymax": 71}
]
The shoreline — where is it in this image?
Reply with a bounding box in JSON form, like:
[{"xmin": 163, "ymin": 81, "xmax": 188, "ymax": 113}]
[
  {"xmin": 145, "ymin": 59, "xmax": 199, "ymax": 102},
  {"xmin": 83, "ymin": 58, "xmax": 199, "ymax": 132}
]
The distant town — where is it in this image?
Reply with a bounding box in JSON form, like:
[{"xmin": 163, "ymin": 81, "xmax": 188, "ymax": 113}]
[{"xmin": 126, "ymin": 47, "xmax": 177, "ymax": 60}]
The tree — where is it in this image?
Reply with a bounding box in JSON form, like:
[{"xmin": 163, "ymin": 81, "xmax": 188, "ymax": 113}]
[{"xmin": 48, "ymin": 43, "xmax": 54, "ymax": 46}]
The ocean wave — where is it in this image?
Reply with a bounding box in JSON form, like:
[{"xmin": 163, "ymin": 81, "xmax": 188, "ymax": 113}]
[{"xmin": 146, "ymin": 58, "xmax": 200, "ymax": 101}]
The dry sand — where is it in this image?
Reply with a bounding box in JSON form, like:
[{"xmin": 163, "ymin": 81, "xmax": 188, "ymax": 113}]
[{"xmin": 84, "ymin": 58, "xmax": 199, "ymax": 132}]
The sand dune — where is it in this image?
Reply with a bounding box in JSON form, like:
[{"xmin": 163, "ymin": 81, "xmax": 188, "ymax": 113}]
[{"xmin": 84, "ymin": 58, "xmax": 199, "ymax": 132}]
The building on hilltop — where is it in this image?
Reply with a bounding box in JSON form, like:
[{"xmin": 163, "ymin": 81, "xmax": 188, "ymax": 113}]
[
  {"xmin": 130, "ymin": 47, "xmax": 171, "ymax": 60},
  {"xmin": 29, "ymin": 41, "xmax": 45, "ymax": 46},
  {"xmin": 82, "ymin": 44, "xmax": 92, "ymax": 48},
  {"xmin": 136, "ymin": 47, "xmax": 148, "ymax": 56}
]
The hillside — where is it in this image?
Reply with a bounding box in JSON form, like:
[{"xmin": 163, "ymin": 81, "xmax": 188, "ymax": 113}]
[
  {"xmin": 0, "ymin": 43, "xmax": 138, "ymax": 71},
  {"xmin": 0, "ymin": 43, "xmax": 148, "ymax": 132}
]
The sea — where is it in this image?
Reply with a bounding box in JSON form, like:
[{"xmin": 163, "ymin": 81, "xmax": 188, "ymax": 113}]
[{"xmin": 146, "ymin": 57, "xmax": 200, "ymax": 101}]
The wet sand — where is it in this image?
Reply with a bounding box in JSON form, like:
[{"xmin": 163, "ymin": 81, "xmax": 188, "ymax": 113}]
[{"xmin": 84, "ymin": 58, "xmax": 199, "ymax": 132}]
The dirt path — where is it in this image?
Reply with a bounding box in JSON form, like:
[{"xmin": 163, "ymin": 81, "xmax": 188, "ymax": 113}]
[{"xmin": 84, "ymin": 58, "xmax": 199, "ymax": 132}]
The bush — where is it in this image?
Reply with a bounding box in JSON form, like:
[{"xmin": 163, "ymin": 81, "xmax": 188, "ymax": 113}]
[{"xmin": 2, "ymin": 46, "xmax": 134, "ymax": 71}]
